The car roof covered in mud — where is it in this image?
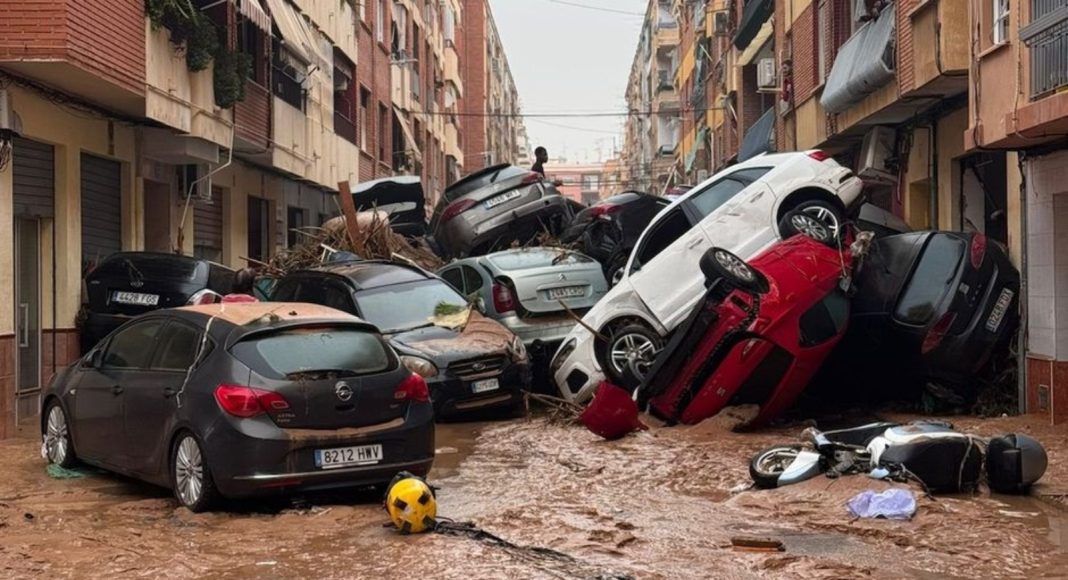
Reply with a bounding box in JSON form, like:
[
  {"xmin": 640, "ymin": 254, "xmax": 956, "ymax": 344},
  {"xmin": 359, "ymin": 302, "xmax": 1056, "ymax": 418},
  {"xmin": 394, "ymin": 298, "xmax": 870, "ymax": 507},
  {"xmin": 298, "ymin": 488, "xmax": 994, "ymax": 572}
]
[
  {"xmin": 169, "ymin": 303, "xmax": 381, "ymax": 346},
  {"xmin": 300, "ymin": 261, "xmax": 432, "ymax": 291}
]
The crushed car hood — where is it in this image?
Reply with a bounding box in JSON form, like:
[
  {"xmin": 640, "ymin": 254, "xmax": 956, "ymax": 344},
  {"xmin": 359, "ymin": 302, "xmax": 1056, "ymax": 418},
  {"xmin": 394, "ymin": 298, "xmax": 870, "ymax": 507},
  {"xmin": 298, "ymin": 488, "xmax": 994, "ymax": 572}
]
[{"xmin": 388, "ymin": 312, "xmax": 515, "ymax": 365}]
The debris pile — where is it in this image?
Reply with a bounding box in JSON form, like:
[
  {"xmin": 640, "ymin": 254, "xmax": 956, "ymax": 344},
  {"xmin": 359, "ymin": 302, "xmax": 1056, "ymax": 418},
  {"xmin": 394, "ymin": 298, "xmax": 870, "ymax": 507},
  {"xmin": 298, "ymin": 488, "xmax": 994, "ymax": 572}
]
[{"xmin": 263, "ymin": 212, "xmax": 444, "ymax": 276}]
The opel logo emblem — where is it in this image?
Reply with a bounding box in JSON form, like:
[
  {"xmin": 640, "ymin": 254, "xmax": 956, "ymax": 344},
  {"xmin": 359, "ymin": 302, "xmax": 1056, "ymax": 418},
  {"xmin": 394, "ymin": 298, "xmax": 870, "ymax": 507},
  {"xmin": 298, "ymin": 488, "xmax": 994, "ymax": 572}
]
[
  {"xmin": 335, "ymin": 381, "xmax": 353, "ymax": 402},
  {"xmin": 131, "ymin": 280, "xmax": 144, "ymax": 288},
  {"xmin": 471, "ymin": 362, "xmax": 487, "ymax": 372}
]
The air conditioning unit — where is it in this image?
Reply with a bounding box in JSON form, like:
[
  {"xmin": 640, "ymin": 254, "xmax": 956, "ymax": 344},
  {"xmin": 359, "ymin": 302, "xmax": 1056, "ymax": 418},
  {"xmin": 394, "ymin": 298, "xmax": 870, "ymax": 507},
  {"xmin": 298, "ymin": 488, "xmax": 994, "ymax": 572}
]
[
  {"xmin": 857, "ymin": 126, "xmax": 898, "ymax": 184},
  {"xmin": 713, "ymin": 11, "xmax": 729, "ymax": 36},
  {"xmin": 178, "ymin": 164, "xmax": 212, "ymax": 201},
  {"xmin": 757, "ymin": 58, "xmax": 777, "ymax": 90}
]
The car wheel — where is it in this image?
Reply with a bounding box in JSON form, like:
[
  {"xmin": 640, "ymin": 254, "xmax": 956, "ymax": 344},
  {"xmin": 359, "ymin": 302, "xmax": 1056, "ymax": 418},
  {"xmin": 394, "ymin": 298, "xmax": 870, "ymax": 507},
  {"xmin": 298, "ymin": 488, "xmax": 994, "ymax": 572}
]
[
  {"xmin": 602, "ymin": 323, "xmax": 663, "ymax": 387},
  {"xmin": 749, "ymin": 445, "xmax": 803, "ymax": 489},
  {"xmin": 781, "ymin": 200, "xmax": 843, "ymax": 240},
  {"xmin": 171, "ymin": 433, "xmax": 219, "ymax": 513},
  {"xmin": 605, "ymin": 251, "xmax": 629, "ymax": 287},
  {"xmin": 43, "ymin": 401, "xmax": 77, "ymax": 468},
  {"xmin": 779, "ymin": 209, "xmax": 838, "ymax": 246},
  {"xmin": 701, "ymin": 248, "xmax": 770, "ymax": 295}
]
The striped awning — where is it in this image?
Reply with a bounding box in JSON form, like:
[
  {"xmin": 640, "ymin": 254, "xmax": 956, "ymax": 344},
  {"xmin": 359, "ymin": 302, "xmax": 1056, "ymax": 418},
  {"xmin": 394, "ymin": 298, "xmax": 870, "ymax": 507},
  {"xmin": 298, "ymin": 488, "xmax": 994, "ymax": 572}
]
[{"xmin": 237, "ymin": 0, "xmax": 272, "ymax": 33}]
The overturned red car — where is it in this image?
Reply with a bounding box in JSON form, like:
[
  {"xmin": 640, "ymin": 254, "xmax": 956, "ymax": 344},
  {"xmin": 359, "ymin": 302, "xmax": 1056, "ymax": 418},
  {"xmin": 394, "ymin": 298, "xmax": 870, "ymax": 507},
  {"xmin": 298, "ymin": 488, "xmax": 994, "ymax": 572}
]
[{"xmin": 632, "ymin": 212, "xmax": 861, "ymax": 428}]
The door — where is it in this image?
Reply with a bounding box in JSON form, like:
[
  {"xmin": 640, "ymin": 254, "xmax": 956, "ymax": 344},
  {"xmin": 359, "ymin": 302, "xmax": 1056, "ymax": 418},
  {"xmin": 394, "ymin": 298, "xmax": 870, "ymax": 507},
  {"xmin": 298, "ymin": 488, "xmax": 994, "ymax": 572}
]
[
  {"xmin": 73, "ymin": 319, "xmax": 164, "ymax": 464},
  {"xmin": 691, "ymin": 167, "xmax": 775, "ymax": 260},
  {"xmin": 81, "ymin": 153, "xmax": 123, "ymax": 272},
  {"xmin": 194, "ymin": 187, "xmax": 224, "ymax": 262},
  {"xmin": 247, "ymin": 196, "xmax": 270, "ymax": 262},
  {"xmin": 124, "ymin": 320, "xmax": 200, "ymax": 474},
  {"xmin": 15, "ymin": 218, "xmax": 42, "ymax": 418},
  {"xmin": 626, "ymin": 208, "xmax": 707, "ymax": 330}
]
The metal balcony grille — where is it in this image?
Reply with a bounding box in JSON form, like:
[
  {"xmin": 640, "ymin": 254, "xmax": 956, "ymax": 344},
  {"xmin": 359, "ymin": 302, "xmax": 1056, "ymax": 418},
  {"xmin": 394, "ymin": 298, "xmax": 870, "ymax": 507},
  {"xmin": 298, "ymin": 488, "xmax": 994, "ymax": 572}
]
[{"xmin": 1022, "ymin": 1, "xmax": 1068, "ymax": 98}]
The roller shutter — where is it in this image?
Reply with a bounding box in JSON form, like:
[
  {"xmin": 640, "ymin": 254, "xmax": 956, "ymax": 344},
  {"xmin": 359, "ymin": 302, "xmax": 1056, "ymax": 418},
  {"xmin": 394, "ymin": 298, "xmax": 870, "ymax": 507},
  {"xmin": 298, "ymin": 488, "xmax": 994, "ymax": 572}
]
[
  {"xmin": 12, "ymin": 137, "xmax": 55, "ymax": 218},
  {"xmin": 80, "ymin": 153, "xmax": 122, "ymax": 268},
  {"xmin": 194, "ymin": 187, "xmax": 224, "ymax": 262}
]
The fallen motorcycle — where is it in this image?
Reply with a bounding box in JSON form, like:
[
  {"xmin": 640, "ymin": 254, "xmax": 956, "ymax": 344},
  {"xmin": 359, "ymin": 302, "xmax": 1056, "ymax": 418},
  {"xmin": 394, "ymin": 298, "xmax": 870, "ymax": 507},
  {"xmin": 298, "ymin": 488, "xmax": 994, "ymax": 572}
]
[{"xmin": 749, "ymin": 421, "xmax": 1047, "ymax": 494}]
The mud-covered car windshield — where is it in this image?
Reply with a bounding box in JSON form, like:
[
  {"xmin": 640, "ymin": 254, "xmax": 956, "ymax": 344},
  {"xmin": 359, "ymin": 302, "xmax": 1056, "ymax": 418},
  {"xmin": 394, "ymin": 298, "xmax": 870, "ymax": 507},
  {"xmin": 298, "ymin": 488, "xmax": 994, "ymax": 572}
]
[
  {"xmin": 355, "ymin": 280, "xmax": 468, "ymax": 333},
  {"xmin": 232, "ymin": 327, "xmax": 391, "ymax": 379},
  {"xmin": 489, "ymin": 249, "xmax": 594, "ymax": 271}
]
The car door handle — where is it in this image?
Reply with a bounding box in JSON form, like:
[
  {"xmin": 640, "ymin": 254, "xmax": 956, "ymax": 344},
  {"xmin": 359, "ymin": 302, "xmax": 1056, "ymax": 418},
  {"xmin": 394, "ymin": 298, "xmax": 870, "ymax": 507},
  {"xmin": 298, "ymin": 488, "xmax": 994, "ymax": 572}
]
[
  {"xmin": 163, "ymin": 387, "xmax": 176, "ymax": 398},
  {"xmin": 111, "ymin": 385, "xmax": 124, "ymax": 396},
  {"xmin": 686, "ymin": 237, "xmax": 704, "ymax": 249}
]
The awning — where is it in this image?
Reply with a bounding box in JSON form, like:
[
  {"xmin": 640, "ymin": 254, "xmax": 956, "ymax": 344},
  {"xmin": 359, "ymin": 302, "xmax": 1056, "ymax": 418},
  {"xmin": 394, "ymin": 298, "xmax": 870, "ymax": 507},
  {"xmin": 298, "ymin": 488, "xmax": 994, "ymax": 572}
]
[
  {"xmin": 819, "ymin": 3, "xmax": 896, "ymax": 114},
  {"xmin": 236, "ymin": 0, "xmax": 272, "ymax": 33},
  {"xmin": 264, "ymin": 0, "xmax": 313, "ymax": 64},
  {"xmin": 733, "ymin": 0, "xmax": 773, "ymax": 50},
  {"xmin": 393, "ymin": 106, "xmax": 423, "ymax": 163},
  {"xmin": 738, "ymin": 108, "xmax": 775, "ymax": 162},
  {"xmin": 737, "ymin": 20, "xmax": 773, "ymax": 66},
  {"xmin": 684, "ymin": 128, "xmax": 709, "ymax": 173}
]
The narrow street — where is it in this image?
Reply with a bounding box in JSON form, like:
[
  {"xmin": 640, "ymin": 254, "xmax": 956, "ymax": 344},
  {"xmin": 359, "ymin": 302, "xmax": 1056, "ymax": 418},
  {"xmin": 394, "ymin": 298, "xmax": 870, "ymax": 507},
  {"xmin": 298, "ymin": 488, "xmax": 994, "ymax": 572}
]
[{"xmin": 3, "ymin": 410, "xmax": 1067, "ymax": 579}]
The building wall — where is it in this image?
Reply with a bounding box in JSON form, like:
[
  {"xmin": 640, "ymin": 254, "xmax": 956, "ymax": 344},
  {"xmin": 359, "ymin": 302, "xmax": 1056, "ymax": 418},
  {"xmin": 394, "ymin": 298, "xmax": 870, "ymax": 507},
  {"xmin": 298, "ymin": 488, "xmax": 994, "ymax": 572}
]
[{"xmin": 358, "ymin": 0, "xmax": 394, "ymax": 180}]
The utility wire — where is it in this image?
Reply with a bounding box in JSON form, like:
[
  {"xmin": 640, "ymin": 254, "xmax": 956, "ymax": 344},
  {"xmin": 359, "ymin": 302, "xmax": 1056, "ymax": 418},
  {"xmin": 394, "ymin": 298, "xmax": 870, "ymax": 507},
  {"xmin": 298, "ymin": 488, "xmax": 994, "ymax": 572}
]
[
  {"xmin": 546, "ymin": 0, "xmax": 646, "ymax": 17},
  {"xmin": 528, "ymin": 118, "xmax": 624, "ymax": 134}
]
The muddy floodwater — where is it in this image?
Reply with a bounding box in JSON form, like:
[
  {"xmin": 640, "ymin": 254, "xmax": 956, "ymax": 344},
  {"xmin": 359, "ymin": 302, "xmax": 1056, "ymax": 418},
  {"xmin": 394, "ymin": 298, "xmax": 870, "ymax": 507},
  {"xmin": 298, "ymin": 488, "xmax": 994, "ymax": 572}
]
[{"xmin": 2, "ymin": 411, "xmax": 1067, "ymax": 579}]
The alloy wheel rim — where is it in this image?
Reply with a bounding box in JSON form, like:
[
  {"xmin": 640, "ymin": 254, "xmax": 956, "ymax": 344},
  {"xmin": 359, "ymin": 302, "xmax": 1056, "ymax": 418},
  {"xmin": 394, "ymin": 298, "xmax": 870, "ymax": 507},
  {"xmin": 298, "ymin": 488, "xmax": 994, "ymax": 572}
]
[
  {"xmin": 609, "ymin": 333, "xmax": 658, "ymax": 376},
  {"xmin": 757, "ymin": 448, "xmax": 800, "ymax": 474},
  {"xmin": 801, "ymin": 206, "xmax": 840, "ymax": 237},
  {"xmin": 44, "ymin": 406, "xmax": 69, "ymax": 465},
  {"xmin": 715, "ymin": 250, "xmax": 755, "ymax": 283},
  {"xmin": 790, "ymin": 213, "xmax": 830, "ymax": 241},
  {"xmin": 175, "ymin": 437, "xmax": 204, "ymax": 507}
]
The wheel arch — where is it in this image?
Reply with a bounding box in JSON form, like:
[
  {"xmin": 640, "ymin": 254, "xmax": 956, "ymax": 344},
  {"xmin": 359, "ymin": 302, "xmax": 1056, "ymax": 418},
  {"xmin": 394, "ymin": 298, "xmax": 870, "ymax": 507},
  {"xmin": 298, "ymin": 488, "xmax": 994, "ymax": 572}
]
[{"xmin": 775, "ymin": 187, "xmax": 846, "ymax": 224}]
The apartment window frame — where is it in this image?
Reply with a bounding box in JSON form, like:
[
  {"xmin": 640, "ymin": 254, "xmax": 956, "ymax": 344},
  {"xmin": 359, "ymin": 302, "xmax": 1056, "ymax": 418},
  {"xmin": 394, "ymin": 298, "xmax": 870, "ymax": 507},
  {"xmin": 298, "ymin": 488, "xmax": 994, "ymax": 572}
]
[
  {"xmin": 237, "ymin": 18, "xmax": 268, "ymax": 85},
  {"xmin": 378, "ymin": 103, "xmax": 389, "ymax": 161},
  {"xmin": 376, "ymin": 0, "xmax": 386, "ymax": 44},
  {"xmin": 271, "ymin": 40, "xmax": 306, "ymax": 111},
  {"xmin": 359, "ymin": 86, "xmax": 371, "ymax": 151},
  {"xmin": 286, "ymin": 206, "xmax": 307, "ymax": 248},
  {"xmin": 992, "ymin": 0, "xmax": 1010, "ymax": 45},
  {"xmin": 817, "ymin": 0, "xmax": 829, "ymax": 84},
  {"xmin": 333, "ymin": 51, "xmax": 357, "ymax": 144},
  {"xmin": 359, "ymin": 0, "xmax": 367, "ymax": 23}
]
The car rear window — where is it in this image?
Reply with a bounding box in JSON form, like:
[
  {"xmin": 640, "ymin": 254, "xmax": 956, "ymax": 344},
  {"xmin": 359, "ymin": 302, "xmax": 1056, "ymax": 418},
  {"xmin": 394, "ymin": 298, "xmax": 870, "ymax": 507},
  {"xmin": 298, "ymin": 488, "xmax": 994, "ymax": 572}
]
[
  {"xmin": 231, "ymin": 327, "xmax": 391, "ymax": 379},
  {"xmin": 92, "ymin": 254, "xmax": 206, "ymax": 283},
  {"xmin": 443, "ymin": 166, "xmax": 528, "ymax": 201},
  {"xmin": 488, "ymin": 249, "xmax": 594, "ymax": 271},
  {"xmin": 602, "ymin": 193, "xmax": 641, "ymax": 205},
  {"xmin": 893, "ymin": 236, "xmax": 965, "ymax": 325}
]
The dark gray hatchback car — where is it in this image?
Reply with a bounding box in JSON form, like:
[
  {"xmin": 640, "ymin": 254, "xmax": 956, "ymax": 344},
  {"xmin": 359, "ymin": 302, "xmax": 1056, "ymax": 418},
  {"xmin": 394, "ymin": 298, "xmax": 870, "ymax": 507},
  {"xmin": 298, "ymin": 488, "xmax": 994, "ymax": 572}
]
[{"xmin": 41, "ymin": 303, "xmax": 435, "ymax": 512}]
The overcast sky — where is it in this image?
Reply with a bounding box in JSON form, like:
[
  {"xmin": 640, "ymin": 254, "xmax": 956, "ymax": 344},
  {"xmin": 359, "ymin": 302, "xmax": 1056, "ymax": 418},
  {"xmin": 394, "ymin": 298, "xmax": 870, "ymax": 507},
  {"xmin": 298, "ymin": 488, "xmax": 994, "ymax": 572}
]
[{"xmin": 489, "ymin": 0, "xmax": 648, "ymax": 165}]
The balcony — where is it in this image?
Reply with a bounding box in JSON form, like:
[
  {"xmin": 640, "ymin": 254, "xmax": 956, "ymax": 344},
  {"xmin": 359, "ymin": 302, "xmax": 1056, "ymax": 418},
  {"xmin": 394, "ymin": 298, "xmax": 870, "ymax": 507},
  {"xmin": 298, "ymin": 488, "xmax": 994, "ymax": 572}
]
[
  {"xmin": 657, "ymin": 71, "xmax": 675, "ymax": 92},
  {"xmin": 235, "ymin": 80, "xmax": 272, "ymax": 151},
  {"xmin": 1022, "ymin": 3, "xmax": 1068, "ymax": 98}
]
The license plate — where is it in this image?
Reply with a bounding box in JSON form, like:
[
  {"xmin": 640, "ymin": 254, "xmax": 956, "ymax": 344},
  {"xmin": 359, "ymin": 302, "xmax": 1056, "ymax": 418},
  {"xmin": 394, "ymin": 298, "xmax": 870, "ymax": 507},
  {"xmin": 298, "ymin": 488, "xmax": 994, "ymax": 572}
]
[
  {"xmin": 986, "ymin": 288, "xmax": 1014, "ymax": 332},
  {"xmin": 112, "ymin": 291, "xmax": 160, "ymax": 306},
  {"xmin": 471, "ymin": 378, "xmax": 499, "ymax": 393},
  {"xmin": 547, "ymin": 286, "xmax": 585, "ymax": 300},
  {"xmin": 484, "ymin": 189, "xmax": 522, "ymax": 209},
  {"xmin": 315, "ymin": 444, "xmax": 383, "ymax": 469}
]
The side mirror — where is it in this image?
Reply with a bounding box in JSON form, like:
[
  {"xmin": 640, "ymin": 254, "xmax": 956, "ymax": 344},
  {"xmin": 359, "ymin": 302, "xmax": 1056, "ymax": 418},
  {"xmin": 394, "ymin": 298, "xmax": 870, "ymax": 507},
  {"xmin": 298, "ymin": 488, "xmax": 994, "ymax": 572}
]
[{"xmin": 88, "ymin": 349, "xmax": 103, "ymax": 369}]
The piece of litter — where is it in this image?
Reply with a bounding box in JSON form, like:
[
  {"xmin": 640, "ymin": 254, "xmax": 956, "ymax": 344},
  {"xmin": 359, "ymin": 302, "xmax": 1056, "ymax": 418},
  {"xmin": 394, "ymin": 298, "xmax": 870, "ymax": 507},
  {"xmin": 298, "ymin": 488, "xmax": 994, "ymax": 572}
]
[
  {"xmin": 435, "ymin": 447, "xmax": 459, "ymax": 455},
  {"xmin": 256, "ymin": 561, "xmax": 278, "ymax": 566},
  {"xmin": 868, "ymin": 467, "xmax": 891, "ymax": 480},
  {"xmin": 730, "ymin": 482, "xmax": 753, "ymax": 494},
  {"xmin": 847, "ymin": 489, "xmax": 916, "ymax": 520},
  {"xmin": 730, "ymin": 536, "xmax": 785, "ymax": 552},
  {"xmin": 46, "ymin": 464, "xmax": 90, "ymax": 480}
]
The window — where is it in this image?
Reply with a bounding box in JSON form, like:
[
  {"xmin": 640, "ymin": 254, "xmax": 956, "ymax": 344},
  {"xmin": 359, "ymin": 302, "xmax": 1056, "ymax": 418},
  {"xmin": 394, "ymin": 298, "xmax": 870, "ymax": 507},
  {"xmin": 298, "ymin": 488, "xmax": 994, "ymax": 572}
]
[
  {"xmin": 359, "ymin": 0, "xmax": 367, "ymax": 22},
  {"xmin": 992, "ymin": 0, "xmax": 1009, "ymax": 45},
  {"xmin": 392, "ymin": 3, "xmax": 408, "ymax": 56},
  {"xmin": 287, "ymin": 206, "xmax": 306, "ymax": 248},
  {"xmin": 273, "ymin": 278, "xmax": 356, "ymax": 313},
  {"xmin": 247, "ymin": 196, "xmax": 269, "ymax": 262},
  {"xmin": 272, "ymin": 42, "xmax": 305, "ymax": 110},
  {"xmin": 440, "ymin": 268, "xmax": 464, "ymax": 293},
  {"xmin": 376, "ymin": 0, "xmax": 385, "ymax": 43},
  {"xmin": 153, "ymin": 323, "xmax": 202, "ymax": 371},
  {"xmin": 582, "ymin": 174, "xmax": 600, "ymax": 192},
  {"xmin": 359, "ymin": 88, "xmax": 370, "ymax": 151},
  {"xmin": 333, "ymin": 52, "xmax": 357, "ymax": 143},
  {"xmin": 817, "ymin": 0, "xmax": 828, "ymax": 83},
  {"xmin": 237, "ymin": 20, "xmax": 266, "ymax": 85},
  {"xmin": 462, "ymin": 266, "xmax": 484, "ymax": 294},
  {"xmin": 103, "ymin": 320, "xmax": 164, "ymax": 369},
  {"xmin": 353, "ymin": 280, "xmax": 467, "ymax": 333},
  {"xmin": 634, "ymin": 209, "xmax": 691, "ymax": 268},
  {"xmin": 443, "ymin": 5, "xmax": 456, "ymax": 44},
  {"xmin": 231, "ymin": 328, "xmax": 391, "ymax": 380},
  {"xmin": 686, "ymin": 168, "xmax": 770, "ymax": 217},
  {"xmin": 378, "ymin": 104, "xmax": 389, "ymax": 160}
]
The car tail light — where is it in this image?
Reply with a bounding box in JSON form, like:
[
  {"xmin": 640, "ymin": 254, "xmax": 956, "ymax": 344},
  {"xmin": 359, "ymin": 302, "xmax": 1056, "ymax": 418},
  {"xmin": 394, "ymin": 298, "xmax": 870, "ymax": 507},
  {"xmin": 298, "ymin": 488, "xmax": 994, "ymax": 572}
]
[
  {"xmin": 394, "ymin": 373, "xmax": 430, "ymax": 402},
  {"xmin": 440, "ymin": 198, "xmax": 476, "ymax": 224},
  {"xmin": 970, "ymin": 233, "xmax": 987, "ymax": 269},
  {"xmin": 921, "ymin": 312, "xmax": 958, "ymax": 355},
  {"xmin": 214, "ymin": 385, "xmax": 291, "ymax": 418},
  {"xmin": 520, "ymin": 172, "xmax": 543, "ymax": 185},
  {"xmin": 807, "ymin": 150, "xmax": 832, "ymax": 162},
  {"xmin": 589, "ymin": 203, "xmax": 622, "ymax": 219},
  {"xmin": 492, "ymin": 280, "xmax": 517, "ymax": 313},
  {"xmin": 188, "ymin": 289, "xmax": 221, "ymax": 306}
]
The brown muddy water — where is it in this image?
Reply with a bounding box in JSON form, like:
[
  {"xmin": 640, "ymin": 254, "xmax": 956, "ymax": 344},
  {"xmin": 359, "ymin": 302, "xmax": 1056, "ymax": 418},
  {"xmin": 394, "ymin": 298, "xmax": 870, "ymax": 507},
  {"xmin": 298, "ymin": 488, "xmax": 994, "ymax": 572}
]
[{"xmin": 1, "ymin": 411, "xmax": 1067, "ymax": 579}]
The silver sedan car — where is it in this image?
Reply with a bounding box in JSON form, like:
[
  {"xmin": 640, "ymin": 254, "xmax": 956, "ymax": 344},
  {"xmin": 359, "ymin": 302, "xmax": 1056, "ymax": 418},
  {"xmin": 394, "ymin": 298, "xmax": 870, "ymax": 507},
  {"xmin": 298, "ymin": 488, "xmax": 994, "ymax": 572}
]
[{"xmin": 437, "ymin": 248, "xmax": 609, "ymax": 347}]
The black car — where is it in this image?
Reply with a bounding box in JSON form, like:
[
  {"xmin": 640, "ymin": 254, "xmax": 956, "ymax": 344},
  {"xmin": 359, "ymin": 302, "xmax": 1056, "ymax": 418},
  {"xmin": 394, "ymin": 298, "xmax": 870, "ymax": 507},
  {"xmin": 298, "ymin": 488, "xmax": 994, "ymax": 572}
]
[
  {"xmin": 353, "ymin": 175, "xmax": 427, "ymax": 238},
  {"xmin": 81, "ymin": 252, "xmax": 235, "ymax": 352},
  {"xmin": 560, "ymin": 191, "xmax": 670, "ymax": 283},
  {"xmin": 271, "ymin": 261, "xmax": 531, "ymax": 419},
  {"xmin": 42, "ymin": 303, "xmax": 435, "ymax": 512},
  {"xmin": 848, "ymin": 231, "xmax": 1020, "ymax": 391}
]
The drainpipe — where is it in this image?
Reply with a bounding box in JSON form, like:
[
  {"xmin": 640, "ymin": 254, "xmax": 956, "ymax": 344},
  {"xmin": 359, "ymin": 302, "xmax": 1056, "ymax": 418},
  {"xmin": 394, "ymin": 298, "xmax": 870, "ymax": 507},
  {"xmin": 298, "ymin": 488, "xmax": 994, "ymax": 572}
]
[
  {"xmin": 175, "ymin": 124, "xmax": 236, "ymax": 254},
  {"xmin": 1017, "ymin": 153, "xmax": 1029, "ymax": 414}
]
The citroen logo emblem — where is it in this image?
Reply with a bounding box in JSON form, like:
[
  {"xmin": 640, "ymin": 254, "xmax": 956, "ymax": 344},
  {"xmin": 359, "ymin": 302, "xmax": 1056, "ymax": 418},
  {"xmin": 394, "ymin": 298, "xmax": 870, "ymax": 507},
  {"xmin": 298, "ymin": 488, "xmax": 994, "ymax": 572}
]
[
  {"xmin": 335, "ymin": 381, "xmax": 353, "ymax": 402},
  {"xmin": 558, "ymin": 273, "xmax": 567, "ymax": 281}
]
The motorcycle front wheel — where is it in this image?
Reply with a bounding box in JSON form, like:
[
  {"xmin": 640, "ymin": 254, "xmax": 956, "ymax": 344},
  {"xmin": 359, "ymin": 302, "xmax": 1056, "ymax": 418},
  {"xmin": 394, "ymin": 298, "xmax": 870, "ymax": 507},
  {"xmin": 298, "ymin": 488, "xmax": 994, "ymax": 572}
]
[{"xmin": 749, "ymin": 445, "xmax": 804, "ymax": 489}]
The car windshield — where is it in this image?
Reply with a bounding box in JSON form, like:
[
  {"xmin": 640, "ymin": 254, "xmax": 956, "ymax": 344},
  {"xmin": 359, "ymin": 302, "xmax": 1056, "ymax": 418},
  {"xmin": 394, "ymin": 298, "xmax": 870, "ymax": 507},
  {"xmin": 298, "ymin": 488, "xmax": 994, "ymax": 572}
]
[
  {"xmin": 443, "ymin": 165, "xmax": 527, "ymax": 202},
  {"xmin": 894, "ymin": 236, "xmax": 965, "ymax": 325},
  {"xmin": 488, "ymin": 249, "xmax": 594, "ymax": 271},
  {"xmin": 231, "ymin": 326, "xmax": 391, "ymax": 379},
  {"xmin": 91, "ymin": 254, "xmax": 206, "ymax": 283},
  {"xmin": 354, "ymin": 279, "xmax": 468, "ymax": 333}
]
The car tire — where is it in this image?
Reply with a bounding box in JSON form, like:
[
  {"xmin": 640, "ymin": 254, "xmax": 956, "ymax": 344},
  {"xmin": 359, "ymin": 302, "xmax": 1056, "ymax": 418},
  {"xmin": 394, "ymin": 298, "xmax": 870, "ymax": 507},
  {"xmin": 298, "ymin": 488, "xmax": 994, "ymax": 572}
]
[
  {"xmin": 43, "ymin": 401, "xmax": 78, "ymax": 468},
  {"xmin": 749, "ymin": 445, "xmax": 804, "ymax": 489},
  {"xmin": 781, "ymin": 200, "xmax": 843, "ymax": 240},
  {"xmin": 605, "ymin": 251, "xmax": 629, "ymax": 287},
  {"xmin": 602, "ymin": 323, "xmax": 663, "ymax": 388},
  {"xmin": 171, "ymin": 432, "xmax": 219, "ymax": 513},
  {"xmin": 779, "ymin": 209, "xmax": 838, "ymax": 247},
  {"xmin": 700, "ymin": 248, "xmax": 770, "ymax": 295}
]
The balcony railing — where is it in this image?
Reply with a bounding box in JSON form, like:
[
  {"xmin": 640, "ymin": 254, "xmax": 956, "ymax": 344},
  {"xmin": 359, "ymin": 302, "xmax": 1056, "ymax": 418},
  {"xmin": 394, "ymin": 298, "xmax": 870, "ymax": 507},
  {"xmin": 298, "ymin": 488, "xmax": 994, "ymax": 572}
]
[
  {"xmin": 657, "ymin": 71, "xmax": 674, "ymax": 92},
  {"xmin": 1022, "ymin": 3, "xmax": 1068, "ymax": 98}
]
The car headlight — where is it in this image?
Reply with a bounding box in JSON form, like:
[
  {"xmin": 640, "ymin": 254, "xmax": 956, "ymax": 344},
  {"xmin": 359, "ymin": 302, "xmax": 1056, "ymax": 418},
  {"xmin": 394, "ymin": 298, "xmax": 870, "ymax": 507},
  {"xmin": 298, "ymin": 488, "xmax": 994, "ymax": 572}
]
[
  {"xmin": 400, "ymin": 355, "xmax": 439, "ymax": 378},
  {"xmin": 508, "ymin": 335, "xmax": 528, "ymax": 362}
]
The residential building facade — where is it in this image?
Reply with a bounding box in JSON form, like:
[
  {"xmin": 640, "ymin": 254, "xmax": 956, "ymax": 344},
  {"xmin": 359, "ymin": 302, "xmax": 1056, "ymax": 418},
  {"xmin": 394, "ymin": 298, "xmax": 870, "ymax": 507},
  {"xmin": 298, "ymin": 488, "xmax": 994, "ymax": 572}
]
[{"xmin": 545, "ymin": 162, "xmax": 608, "ymax": 205}]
